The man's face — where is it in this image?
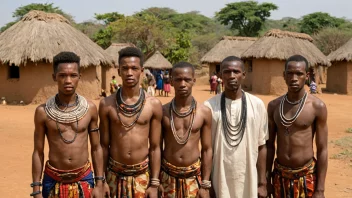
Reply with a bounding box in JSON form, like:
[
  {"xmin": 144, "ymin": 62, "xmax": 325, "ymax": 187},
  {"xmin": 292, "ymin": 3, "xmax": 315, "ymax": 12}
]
[
  {"xmin": 52, "ymin": 63, "xmax": 80, "ymax": 95},
  {"xmin": 284, "ymin": 61, "xmax": 308, "ymax": 93},
  {"xmin": 118, "ymin": 57, "xmax": 143, "ymax": 87},
  {"xmin": 171, "ymin": 67, "xmax": 195, "ymax": 97},
  {"xmin": 221, "ymin": 61, "xmax": 246, "ymax": 92}
]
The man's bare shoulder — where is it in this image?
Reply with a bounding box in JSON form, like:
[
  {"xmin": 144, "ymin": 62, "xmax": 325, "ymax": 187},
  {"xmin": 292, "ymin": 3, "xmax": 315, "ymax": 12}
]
[
  {"xmin": 146, "ymin": 95, "xmax": 162, "ymax": 107},
  {"xmin": 268, "ymin": 95, "xmax": 284, "ymax": 110},
  {"xmin": 309, "ymin": 94, "xmax": 327, "ymax": 112},
  {"xmin": 162, "ymin": 102, "xmax": 171, "ymax": 114},
  {"xmin": 35, "ymin": 103, "xmax": 46, "ymax": 114},
  {"xmin": 85, "ymin": 98, "xmax": 98, "ymax": 111},
  {"xmin": 99, "ymin": 94, "xmax": 116, "ymax": 107},
  {"xmin": 34, "ymin": 104, "xmax": 47, "ymax": 122}
]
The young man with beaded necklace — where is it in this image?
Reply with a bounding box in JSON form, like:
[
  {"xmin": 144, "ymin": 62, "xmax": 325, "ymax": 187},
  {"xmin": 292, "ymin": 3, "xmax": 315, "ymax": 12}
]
[
  {"xmin": 266, "ymin": 55, "xmax": 328, "ymax": 198},
  {"xmin": 31, "ymin": 52, "xmax": 105, "ymax": 197},
  {"xmin": 204, "ymin": 56, "xmax": 269, "ymax": 198},
  {"xmin": 160, "ymin": 62, "xmax": 213, "ymax": 197},
  {"xmin": 99, "ymin": 47, "xmax": 162, "ymax": 198}
]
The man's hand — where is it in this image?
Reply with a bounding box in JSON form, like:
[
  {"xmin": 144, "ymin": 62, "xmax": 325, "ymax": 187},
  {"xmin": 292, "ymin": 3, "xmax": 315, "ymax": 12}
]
[
  {"xmin": 196, "ymin": 188, "xmax": 210, "ymax": 198},
  {"xmin": 312, "ymin": 190, "xmax": 325, "ymax": 198},
  {"xmin": 103, "ymin": 183, "xmax": 110, "ymax": 198},
  {"xmin": 266, "ymin": 180, "xmax": 274, "ymax": 198},
  {"xmin": 91, "ymin": 182, "xmax": 104, "ymax": 198},
  {"xmin": 258, "ymin": 183, "xmax": 267, "ymax": 198},
  {"xmin": 145, "ymin": 186, "xmax": 158, "ymax": 198}
]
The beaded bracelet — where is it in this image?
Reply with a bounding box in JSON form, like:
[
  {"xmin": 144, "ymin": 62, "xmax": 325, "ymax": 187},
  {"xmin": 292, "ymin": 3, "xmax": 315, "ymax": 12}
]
[
  {"xmin": 30, "ymin": 191, "xmax": 41, "ymax": 196},
  {"xmin": 89, "ymin": 128, "xmax": 99, "ymax": 133},
  {"xmin": 150, "ymin": 178, "xmax": 160, "ymax": 187},
  {"xmin": 200, "ymin": 180, "xmax": 212, "ymax": 189},
  {"xmin": 94, "ymin": 176, "xmax": 106, "ymax": 183},
  {"xmin": 30, "ymin": 182, "xmax": 42, "ymax": 187}
]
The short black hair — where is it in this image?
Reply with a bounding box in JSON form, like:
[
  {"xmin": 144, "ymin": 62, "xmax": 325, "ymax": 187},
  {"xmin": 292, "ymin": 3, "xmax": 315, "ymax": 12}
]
[
  {"xmin": 112, "ymin": 76, "xmax": 116, "ymax": 79},
  {"xmin": 285, "ymin": 55, "xmax": 309, "ymax": 72},
  {"xmin": 220, "ymin": 56, "xmax": 245, "ymax": 71},
  {"xmin": 53, "ymin": 51, "xmax": 80, "ymax": 74},
  {"xmin": 118, "ymin": 47, "xmax": 144, "ymax": 66},
  {"xmin": 172, "ymin": 61, "xmax": 195, "ymax": 76}
]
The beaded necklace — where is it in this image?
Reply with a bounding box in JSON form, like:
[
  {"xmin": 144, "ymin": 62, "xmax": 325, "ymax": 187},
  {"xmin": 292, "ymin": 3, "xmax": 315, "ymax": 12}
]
[
  {"xmin": 169, "ymin": 97, "xmax": 197, "ymax": 145},
  {"xmin": 115, "ymin": 88, "xmax": 146, "ymax": 128},
  {"xmin": 45, "ymin": 94, "xmax": 88, "ymax": 144},
  {"xmin": 279, "ymin": 92, "xmax": 308, "ymax": 135},
  {"xmin": 220, "ymin": 91, "xmax": 247, "ymax": 148}
]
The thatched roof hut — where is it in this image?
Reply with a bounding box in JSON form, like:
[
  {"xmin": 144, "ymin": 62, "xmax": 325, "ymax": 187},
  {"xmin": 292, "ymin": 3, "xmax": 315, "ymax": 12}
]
[
  {"xmin": 326, "ymin": 38, "xmax": 352, "ymax": 94},
  {"xmin": 106, "ymin": 43, "xmax": 136, "ymax": 67},
  {"xmin": 201, "ymin": 36, "xmax": 257, "ymax": 64},
  {"xmin": 0, "ymin": 10, "xmax": 114, "ymax": 104},
  {"xmin": 242, "ymin": 29, "xmax": 330, "ymax": 67},
  {"xmin": 0, "ymin": 10, "xmax": 114, "ymax": 67},
  {"xmin": 144, "ymin": 51, "xmax": 172, "ymax": 70},
  {"xmin": 241, "ymin": 29, "xmax": 330, "ymax": 95}
]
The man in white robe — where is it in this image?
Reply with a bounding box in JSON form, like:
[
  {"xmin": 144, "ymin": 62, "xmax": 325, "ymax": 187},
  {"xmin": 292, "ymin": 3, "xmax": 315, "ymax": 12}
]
[{"xmin": 204, "ymin": 56, "xmax": 268, "ymax": 198}]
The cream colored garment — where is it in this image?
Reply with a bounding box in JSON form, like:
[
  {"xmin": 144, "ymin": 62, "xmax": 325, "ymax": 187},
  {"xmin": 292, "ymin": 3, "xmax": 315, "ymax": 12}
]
[{"xmin": 204, "ymin": 92, "xmax": 268, "ymax": 198}]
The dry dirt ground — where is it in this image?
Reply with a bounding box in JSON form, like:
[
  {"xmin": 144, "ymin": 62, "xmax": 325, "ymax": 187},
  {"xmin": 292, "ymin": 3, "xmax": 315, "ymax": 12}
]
[{"xmin": 0, "ymin": 85, "xmax": 351, "ymax": 197}]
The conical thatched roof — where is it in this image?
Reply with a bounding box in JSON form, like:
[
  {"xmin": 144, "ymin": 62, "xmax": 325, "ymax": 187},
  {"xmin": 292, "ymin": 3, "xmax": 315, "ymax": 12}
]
[
  {"xmin": 242, "ymin": 29, "xmax": 330, "ymax": 66},
  {"xmin": 144, "ymin": 51, "xmax": 172, "ymax": 69},
  {"xmin": 0, "ymin": 10, "xmax": 114, "ymax": 67},
  {"xmin": 106, "ymin": 43, "xmax": 136, "ymax": 67},
  {"xmin": 201, "ymin": 36, "xmax": 257, "ymax": 63},
  {"xmin": 328, "ymin": 38, "xmax": 352, "ymax": 63}
]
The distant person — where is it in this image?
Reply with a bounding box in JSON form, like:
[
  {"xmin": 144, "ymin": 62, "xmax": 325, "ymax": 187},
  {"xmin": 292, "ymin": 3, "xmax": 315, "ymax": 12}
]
[
  {"xmin": 147, "ymin": 73, "xmax": 156, "ymax": 96},
  {"xmin": 161, "ymin": 62, "xmax": 212, "ymax": 197},
  {"xmin": 210, "ymin": 72, "xmax": 218, "ymax": 94},
  {"xmin": 204, "ymin": 56, "xmax": 268, "ymax": 198},
  {"xmin": 266, "ymin": 55, "xmax": 328, "ymax": 198},
  {"xmin": 110, "ymin": 76, "xmax": 118, "ymax": 94},
  {"xmin": 31, "ymin": 52, "xmax": 105, "ymax": 197},
  {"xmin": 216, "ymin": 76, "xmax": 223, "ymax": 94},
  {"xmin": 156, "ymin": 70, "xmax": 164, "ymax": 96},
  {"xmin": 310, "ymin": 80, "xmax": 317, "ymax": 94},
  {"xmin": 163, "ymin": 71, "xmax": 171, "ymax": 97}
]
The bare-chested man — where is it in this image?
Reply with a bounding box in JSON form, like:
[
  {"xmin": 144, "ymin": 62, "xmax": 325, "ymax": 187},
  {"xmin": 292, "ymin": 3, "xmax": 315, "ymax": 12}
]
[
  {"xmin": 266, "ymin": 55, "xmax": 328, "ymax": 198},
  {"xmin": 160, "ymin": 62, "xmax": 212, "ymax": 198},
  {"xmin": 99, "ymin": 47, "xmax": 162, "ymax": 198},
  {"xmin": 31, "ymin": 52, "xmax": 104, "ymax": 198}
]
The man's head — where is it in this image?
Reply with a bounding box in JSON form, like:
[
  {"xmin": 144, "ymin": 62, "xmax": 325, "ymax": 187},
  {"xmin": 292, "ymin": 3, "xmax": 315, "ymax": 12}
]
[
  {"xmin": 220, "ymin": 56, "xmax": 246, "ymax": 92},
  {"xmin": 284, "ymin": 55, "xmax": 309, "ymax": 93},
  {"xmin": 171, "ymin": 61, "xmax": 195, "ymax": 97},
  {"xmin": 52, "ymin": 52, "xmax": 81, "ymax": 95},
  {"xmin": 112, "ymin": 76, "xmax": 116, "ymax": 79},
  {"xmin": 118, "ymin": 47, "xmax": 144, "ymax": 87}
]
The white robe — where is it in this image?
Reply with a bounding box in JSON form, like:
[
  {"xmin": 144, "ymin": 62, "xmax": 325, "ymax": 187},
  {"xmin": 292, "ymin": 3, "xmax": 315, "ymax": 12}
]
[{"xmin": 204, "ymin": 92, "xmax": 268, "ymax": 198}]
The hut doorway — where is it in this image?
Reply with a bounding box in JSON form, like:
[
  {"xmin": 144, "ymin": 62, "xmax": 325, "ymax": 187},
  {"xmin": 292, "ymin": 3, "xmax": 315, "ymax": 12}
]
[{"xmin": 216, "ymin": 64, "xmax": 220, "ymax": 74}]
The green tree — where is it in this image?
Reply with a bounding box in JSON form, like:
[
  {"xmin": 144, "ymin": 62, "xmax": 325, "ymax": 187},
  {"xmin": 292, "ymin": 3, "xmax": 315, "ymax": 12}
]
[
  {"xmin": 75, "ymin": 21, "xmax": 104, "ymax": 40},
  {"xmin": 300, "ymin": 12, "xmax": 346, "ymax": 34},
  {"xmin": 1, "ymin": 3, "xmax": 73, "ymax": 32},
  {"xmin": 95, "ymin": 12, "xmax": 124, "ymax": 25},
  {"xmin": 164, "ymin": 32, "xmax": 192, "ymax": 64},
  {"xmin": 93, "ymin": 26, "xmax": 114, "ymax": 49},
  {"xmin": 216, "ymin": 1, "xmax": 278, "ymax": 36},
  {"xmin": 313, "ymin": 27, "xmax": 352, "ymax": 55}
]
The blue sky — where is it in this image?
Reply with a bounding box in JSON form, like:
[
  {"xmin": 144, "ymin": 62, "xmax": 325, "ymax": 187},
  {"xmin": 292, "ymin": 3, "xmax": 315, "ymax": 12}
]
[{"xmin": 0, "ymin": 0, "xmax": 351, "ymax": 27}]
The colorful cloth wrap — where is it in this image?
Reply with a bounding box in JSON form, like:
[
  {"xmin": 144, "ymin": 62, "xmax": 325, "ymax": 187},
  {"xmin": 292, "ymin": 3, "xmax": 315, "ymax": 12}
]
[
  {"xmin": 160, "ymin": 158, "xmax": 202, "ymax": 198},
  {"xmin": 106, "ymin": 157, "xmax": 150, "ymax": 198},
  {"xmin": 273, "ymin": 158, "xmax": 316, "ymax": 198},
  {"xmin": 42, "ymin": 161, "xmax": 93, "ymax": 198}
]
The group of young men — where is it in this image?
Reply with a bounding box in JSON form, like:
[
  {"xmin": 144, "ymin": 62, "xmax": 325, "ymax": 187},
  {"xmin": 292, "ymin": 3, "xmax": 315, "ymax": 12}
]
[{"xmin": 31, "ymin": 47, "xmax": 328, "ymax": 198}]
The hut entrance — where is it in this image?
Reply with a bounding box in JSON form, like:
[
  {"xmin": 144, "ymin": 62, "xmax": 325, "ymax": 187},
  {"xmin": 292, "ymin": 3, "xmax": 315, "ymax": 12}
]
[
  {"xmin": 8, "ymin": 64, "xmax": 20, "ymax": 79},
  {"xmin": 216, "ymin": 64, "xmax": 220, "ymax": 74}
]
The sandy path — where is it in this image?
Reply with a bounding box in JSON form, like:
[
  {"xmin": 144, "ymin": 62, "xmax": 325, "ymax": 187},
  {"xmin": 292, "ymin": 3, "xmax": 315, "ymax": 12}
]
[{"xmin": 0, "ymin": 85, "xmax": 351, "ymax": 197}]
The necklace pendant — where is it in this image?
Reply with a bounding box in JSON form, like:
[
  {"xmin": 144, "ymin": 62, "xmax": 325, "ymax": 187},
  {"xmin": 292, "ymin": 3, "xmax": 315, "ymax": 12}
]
[{"xmin": 285, "ymin": 127, "xmax": 290, "ymax": 136}]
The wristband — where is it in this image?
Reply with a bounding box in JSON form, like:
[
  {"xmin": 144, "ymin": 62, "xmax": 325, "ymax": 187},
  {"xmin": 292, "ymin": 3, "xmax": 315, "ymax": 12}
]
[
  {"xmin": 30, "ymin": 182, "xmax": 42, "ymax": 187},
  {"xmin": 150, "ymin": 178, "xmax": 160, "ymax": 187},
  {"xmin": 94, "ymin": 176, "xmax": 106, "ymax": 183},
  {"xmin": 30, "ymin": 191, "xmax": 41, "ymax": 196},
  {"xmin": 200, "ymin": 180, "xmax": 212, "ymax": 189}
]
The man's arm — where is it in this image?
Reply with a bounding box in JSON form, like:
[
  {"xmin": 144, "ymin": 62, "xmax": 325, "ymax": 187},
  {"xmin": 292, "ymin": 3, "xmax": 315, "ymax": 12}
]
[
  {"xmin": 32, "ymin": 105, "xmax": 46, "ymax": 195},
  {"xmin": 149, "ymin": 98, "xmax": 163, "ymax": 180},
  {"xmin": 88, "ymin": 102, "xmax": 104, "ymax": 186},
  {"xmin": 314, "ymin": 100, "xmax": 328, "ymax": 193},
  {"xmin": 99, "ymin": 99, "xmax": 110, "ymax": 175},
  {"xmin": 200, "ymin": 106, "xmax": 212, "ymax": 181},
  {"xmin": 266, "ymin": 101, "xmax": 277, "ymax": 181}
]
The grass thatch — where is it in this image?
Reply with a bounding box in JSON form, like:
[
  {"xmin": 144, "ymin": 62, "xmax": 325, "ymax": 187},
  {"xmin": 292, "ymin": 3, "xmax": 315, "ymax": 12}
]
[
  {"xmin": 201, "ymin": 36, "xmax": 257, "ymax": 64},
  {"xmin": 144, "ymin": 51, "xmax": 172, "ymax": 69},
  {"xmin": 105, "ymin": 43, "xmax": 136, "ymax": 67},
  {"xmin": 328, "ymin": 38, "xmax": 352, "ymax": 62},
  {"xmin": 0, "ymin": 10, "xmax": 114, "ymax": 67},
  {"xmin": 242, "ymin": 29, "xmax": 330, "ymax": 67}
]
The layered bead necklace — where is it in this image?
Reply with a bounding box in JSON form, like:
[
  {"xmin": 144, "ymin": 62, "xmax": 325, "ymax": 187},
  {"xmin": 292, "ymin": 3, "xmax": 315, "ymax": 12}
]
[
  {"xmin": 45, "ymin": 94, "xmax": 89, "ymax": 144},
  {"xmin": 169, "ymin": 97, "xmax": 197, "ymax": 145},
  {"xmin": 279, "ymin": 92, "xmax": 308, "ymax": 135},
  {"xmin": 115, "ymin": 88, "xmax": 146, "ymax": 128},
  {"xmin": 220, "ymin": 91, "xmax": 247, "ymax": 148}
]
